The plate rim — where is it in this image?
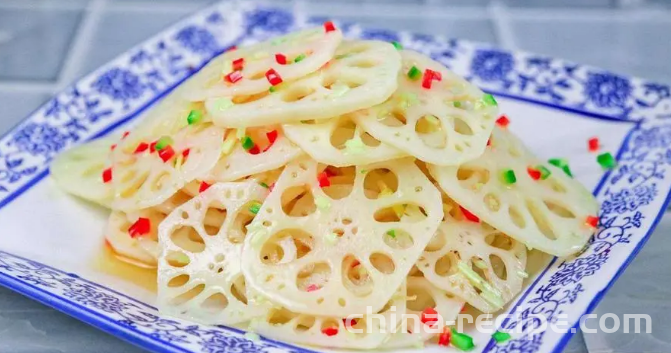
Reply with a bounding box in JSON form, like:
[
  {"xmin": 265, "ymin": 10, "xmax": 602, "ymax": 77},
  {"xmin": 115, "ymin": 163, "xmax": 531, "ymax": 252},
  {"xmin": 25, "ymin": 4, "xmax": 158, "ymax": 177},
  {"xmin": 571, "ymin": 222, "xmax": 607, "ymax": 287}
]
[{"xmin": 0, "ymin": 1, "xmax": 670, "ymax": 352}]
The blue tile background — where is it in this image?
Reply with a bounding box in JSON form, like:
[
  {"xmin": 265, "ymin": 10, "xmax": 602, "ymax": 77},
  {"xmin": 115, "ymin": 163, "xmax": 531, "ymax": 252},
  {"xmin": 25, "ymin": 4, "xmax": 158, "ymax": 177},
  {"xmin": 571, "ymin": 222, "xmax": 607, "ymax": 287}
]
[{"xmin": 1, "ymin": 0, "xmax": 670, "ymax": 352}]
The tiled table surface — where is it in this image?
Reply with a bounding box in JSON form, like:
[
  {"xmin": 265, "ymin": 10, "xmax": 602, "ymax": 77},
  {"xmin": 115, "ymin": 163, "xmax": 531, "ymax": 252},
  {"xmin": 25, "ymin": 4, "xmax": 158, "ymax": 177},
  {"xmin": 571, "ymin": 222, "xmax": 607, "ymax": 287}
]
[{"xmin": 1, "ymin": 0, "xmax": 670, "ymax": 352}]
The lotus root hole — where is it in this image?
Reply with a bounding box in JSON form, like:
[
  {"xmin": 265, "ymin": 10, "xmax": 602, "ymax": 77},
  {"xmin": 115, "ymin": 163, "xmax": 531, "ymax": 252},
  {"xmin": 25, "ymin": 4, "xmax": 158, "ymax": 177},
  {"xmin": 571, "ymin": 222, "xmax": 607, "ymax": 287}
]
[
  {"xmin": 166, "ymin": 251, "xmax": 191, "ymax": 268},
  {"xmin": 383, "ymin": 228, "xmax": 414, "ymax": 250},
  {"xmin": 230, "ymin": 279, "xmax": 248, "ymax": 304},
  {"xmin": 380, "ymin": 108, "xmax": 407, "ymax": 127},
  {"xmin": 406, "ymin": 285, "xmax": 436, "ymax": 312},
  {"xmin": 320, "ymin": 165, "xmax": 355, "ymax": 200},
  {"xmin": 508, "ymin": 205, "xmax": 527, "ymax": 229},
  {"xmin": 489, "ymin": 254, "xmax": 507, "ymax": 280},
  {"xmin": 415, "ymin": 115, "xmax": 447, "ymax": 148},
  {"xmin": 330, "ymin": 118, "xmax": 357, "ymax": 150},
  {"xmin": 363, "ymin": 168, "xmax": 398, "ymax": 199},
  {"xmin": 361, "ymin": 132, "xmax": 381, "ymax": 147},
  {"xmin": 169, "ymin": 283, "xmax": 205, "ymax": 306},
  {"xmin": 544, "ymin": 200, "xmax": 576, "ymax": 218},
  {"xmin": 374, "ymin": 204, "xmax": 427, "ymax": 223},
  {"xmin": 268, "ymin": 307, "xmax": 295, "ymax": 325},
  {"xmin": 369, "ymin": 252, "xmax": 395, "ymax": 275},
  {"xmin": 200, "ymin": 292, "xmax": 229, "ymax": 312},
  {"xmin": 204, "ymin": 206, "xmax": 226, "ymax": 236},
  {"xmin": 342, "ymin": 255, "xmax": 374, "ymax": 297},
  {"xmin": 167, "ymin": 274, "xmax": 190, "ymax": 288},
  {"xmin": 170, "ymin": 225, "xmax": 206, "ymax": 253},
  {"xmin": 526, "ymin": 199, "xmax": 557, "ymax": 240},
  {"xmin": 435, "ymin": 252, "xmax": 458, "ymax": 277},
  {"xmin": 485, "ymin": 232, "xmax": 514, "ymax": 251},
  {"xmin": 281, "ymin": 185, "xmax": 316, "ymax": 217},
  {"xmin": 295, "ymin": 316, "xmax": 316, "ymax": 332}
]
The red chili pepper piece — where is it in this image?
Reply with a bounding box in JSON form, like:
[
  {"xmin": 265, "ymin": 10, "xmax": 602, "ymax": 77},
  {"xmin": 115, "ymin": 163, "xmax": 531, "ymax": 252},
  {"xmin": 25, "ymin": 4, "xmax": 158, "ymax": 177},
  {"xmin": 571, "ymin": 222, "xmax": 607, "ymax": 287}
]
[
  {"xmin": 134, "ymin": 142, "xmax": 149, "ymax": 153},
  {"xmin": 110, "ymin": 144, "xmax": 117, "ymax": 151},
  {"xmin": 225, "ymin": 70, "xmax": 243, "ymax": 84},
  {"xmin": 248, "ymin": 145, "xmax": 261, "ymax": 155},
  {"xmin": 438, "ymin": 327, "xmax": 451, "ymax": 346},
  {"xmin": 227, "ymin": 45, "xmax": 237, "ymax": 52},
  {"xmin": 421, "ymin": 71, "xmax": 434, "ymax": 89},
  {"xmin": 586, "ymin": 215, "xmax": 598, "ymax": 228},
  {"xmin": 487, "ymin": 138, "xmax": 491, "ymax": 147},
  {"xmin": 527, "ymin": 166, "xmax": 541, "ymax": 181},
  {"xmin": 323, "ymin": 21, "xmax": 336, "ymax": 33},
  {"xmin": 232, "ymin": 57, "xmax": 244, "ymax": 71},
  {"xmin": 265, "ymin": 68, "xmax": 283, "ymax": 86},
  {"xmin": 275, "ymin": 53, "xmax": 287, "ymax": 65},
  {"xmin": 102, "ymin": 167, "xmax": 112, "ymax": 183},
  {"xmin": 318, "ymin": 172, "xmax": 330, "ymax": 187},
  {"xmin": 122, "ymin": 131, "xmax": 130, "ymax": 139},
  {"xmin": 321, "ymin": 327, "xmax": 338, "ymax": 336},
  {"xmin": 267, "ymin": 130, "xmax": 278, "ymax": 144},
  {"xmin": 496, "ymin": 115, "xmax": 510, "ymax": 128},
  {"xmin": 343, "ymin": 318, "xmax": 358, "ymax": 328},
  {"xmin": 158, "ymin": 145, "xmax": 175, "ymax": 162},
  {"xmin": 459, "ymin": 206, "xmax": 480, "ymax": 222},
  {"xmin": 181, "ymin": 149, "xmax": 190, "ymax": 159},
  {"xmin": 351, "ymin": 260, "xmax": 360, "ymax": 268},
  {"xmin": 128, "ymin": 217, "xmax": 151, "ymax": 238},
  {"xmin": 588, "ymin": 137, "xmax": 599, "ymax": 152},
  {"xmin": 306, "ymin": 284, "xmax": 319, "ymax": 292},
  {"xmin": 199, "ymin": 181, "xmax": 211, "ymax": 193},
  {"xmin": 150, "ymin": 141, "xmax": 157, "ymax": 153},
  {"xmin": 262, "ymin": 130, "xmax": 279, "ymax": 152},
  {"xmin": 421, "ymin": 69, "xmax": 442, "ymax": 89},
  {"xmin": 420, "ymin": 307, "xmax": 438, "ymax": 326}
]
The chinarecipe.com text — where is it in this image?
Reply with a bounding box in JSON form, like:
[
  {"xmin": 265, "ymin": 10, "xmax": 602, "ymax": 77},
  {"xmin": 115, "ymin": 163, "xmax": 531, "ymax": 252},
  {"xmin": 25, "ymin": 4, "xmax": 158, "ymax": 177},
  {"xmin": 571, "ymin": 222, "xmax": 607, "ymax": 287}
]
[{"xmin": 339, "ymin": 306, "xmax": 652, "ymax": 336}]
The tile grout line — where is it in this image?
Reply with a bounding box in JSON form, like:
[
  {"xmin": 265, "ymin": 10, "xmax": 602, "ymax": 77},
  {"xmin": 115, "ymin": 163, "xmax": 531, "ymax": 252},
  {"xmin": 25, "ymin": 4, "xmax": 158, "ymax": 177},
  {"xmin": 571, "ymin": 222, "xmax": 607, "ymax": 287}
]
[
  {"xmin": 488, "ymin": 0, "xmax": 518, "ymax": 50},
  {"xmin": 54, "ymin": 0, "xmax": 107, "ymax": 92}
]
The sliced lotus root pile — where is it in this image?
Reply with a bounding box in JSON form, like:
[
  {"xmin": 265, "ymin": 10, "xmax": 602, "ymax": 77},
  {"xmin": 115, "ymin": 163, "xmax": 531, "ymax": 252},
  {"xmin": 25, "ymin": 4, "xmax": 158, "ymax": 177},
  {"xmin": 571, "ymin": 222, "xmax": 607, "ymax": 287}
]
[
  {"xmin": 157, "ymin": 181, "xmax": 270, "ymax": 325},
  {"xmin": 106, "ymin": 209, "xmax": 165, "ymax": 266},
  {"xmin": 382, "ymin": 276, "xmax": 465, "ymax": 349},
  {"xmin": 205, "ymin": 127, "xmax": 302, "ymax": 183},
  {"xmin": 283, "ymin": 114, "xmax": 404, "ymax": 167},
  {"xmin": 207, "ymin": 40, "xmax": 401, "ymax": 128},
  {"xmin": 416, "ymin": 196, "xmax": 527, "ymax": 313},
  {"xmin": 51, "ymin": 135, "xmax": 116, "ymax": 208},
  {"xmin": 185, "ymin": 26, "xmax": 343, "ymax": 101},
  {"xmin": 354, "ymin": 50, "xmax": 498, "ymax": 166},
  {"xmin": 241, "ymin": 157, "xmax": 443, "ymax": 317},
  {"xmin": 105, "ymin": 188, "xmax": 197, "ymax": 266},
  {"xmin": 111, "ymin": 123, "xmax": 224, "ymax": 212},
  {"xmin": 430, "ymin": 127, "xmax": 599, "ymax": 256},
  {"xmin": 250, "ymin": 283, "xmax": 406, "ymax": 349}
]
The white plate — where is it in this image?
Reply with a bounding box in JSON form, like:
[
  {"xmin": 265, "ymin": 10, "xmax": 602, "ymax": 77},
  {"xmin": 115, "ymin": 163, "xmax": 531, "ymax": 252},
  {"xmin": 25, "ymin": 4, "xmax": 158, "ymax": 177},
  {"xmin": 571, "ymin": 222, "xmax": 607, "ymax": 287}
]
[{"xmin": 1, "ymin": 2, "xmax": 670, "ymax": 353}]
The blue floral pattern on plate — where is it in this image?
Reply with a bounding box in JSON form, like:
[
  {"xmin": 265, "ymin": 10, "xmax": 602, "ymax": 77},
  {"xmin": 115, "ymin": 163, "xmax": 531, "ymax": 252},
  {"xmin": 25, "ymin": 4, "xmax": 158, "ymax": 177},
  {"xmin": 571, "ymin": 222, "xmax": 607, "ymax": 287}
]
[{"xmin": 0, "ymin": 2, "xmax": 671, "ymax": 353}]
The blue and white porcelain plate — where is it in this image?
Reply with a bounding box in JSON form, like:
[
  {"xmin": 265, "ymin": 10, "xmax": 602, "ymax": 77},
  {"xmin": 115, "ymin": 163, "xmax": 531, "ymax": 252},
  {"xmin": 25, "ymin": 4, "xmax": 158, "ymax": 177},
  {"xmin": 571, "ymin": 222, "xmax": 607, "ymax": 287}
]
[{"xmin": 1, "ymin": 2, "xmax": 670, "ymax": 353}]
